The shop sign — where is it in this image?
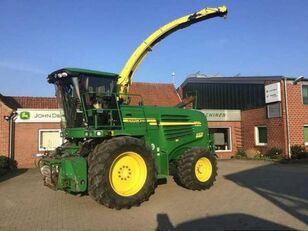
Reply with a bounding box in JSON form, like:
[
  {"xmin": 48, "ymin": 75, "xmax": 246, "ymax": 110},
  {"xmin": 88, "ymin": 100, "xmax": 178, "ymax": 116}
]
[
  {"xmin": 200, "ymin": 109, "xmax": 241, "ymax": 121},
  {"xmin": 265, "ymin": 82, "xmax": 281, "ymax": 103},
  {"xmin": 15, "ymin": 109, "xmax": 61, "ymax": 123}
]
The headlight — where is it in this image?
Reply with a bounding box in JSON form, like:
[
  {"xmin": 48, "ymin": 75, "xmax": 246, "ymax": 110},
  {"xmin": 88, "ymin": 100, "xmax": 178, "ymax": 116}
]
[
  {"xmin": 57, "ymin": 72, "xmax": 68, "ymax": 78},
  {"xmin": 62, "ymin": 72, "xmax": 68, "ymax": 77}
]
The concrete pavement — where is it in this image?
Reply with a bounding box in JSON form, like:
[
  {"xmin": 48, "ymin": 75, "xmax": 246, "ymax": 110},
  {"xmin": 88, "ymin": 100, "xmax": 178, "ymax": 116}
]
[{"xmin": 0, "ymin": 160, "xmax": 307, "ymax": 230}]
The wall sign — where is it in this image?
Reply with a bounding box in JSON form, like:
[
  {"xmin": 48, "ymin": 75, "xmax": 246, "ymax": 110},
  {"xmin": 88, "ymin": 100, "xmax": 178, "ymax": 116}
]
[
  {"xmin": 199, "ymin": 109, "xmax": 241, "ymax": 121},
  {"xmin": 15, "ymin": 109, "xmax": 61, "ymax": 123},
  {"xmin": 265, "ymin": 82, "xmax": 281, "ymax": 103}
]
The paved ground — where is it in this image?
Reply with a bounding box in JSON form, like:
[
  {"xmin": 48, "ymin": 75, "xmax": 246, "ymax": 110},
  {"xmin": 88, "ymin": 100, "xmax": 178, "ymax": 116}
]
[{"xmin": 0, "ymin": 160, "xmax": 308, "ymax": 231}]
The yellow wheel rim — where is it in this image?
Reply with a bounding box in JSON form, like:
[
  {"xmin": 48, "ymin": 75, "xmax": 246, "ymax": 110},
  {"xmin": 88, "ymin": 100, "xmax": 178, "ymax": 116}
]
[
  {"xmin": 109, "ymin": 151, "xmax": 147, "ymax": 197},
  {"xmin": 194, "ymin": 157, "xmax": 212, "ymax": 182}
]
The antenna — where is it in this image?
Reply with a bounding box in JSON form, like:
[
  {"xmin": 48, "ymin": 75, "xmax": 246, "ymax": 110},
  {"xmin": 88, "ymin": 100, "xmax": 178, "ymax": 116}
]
[{"xmin": 172, "ymin": 72, "xmax": 176, "ymax": 86}]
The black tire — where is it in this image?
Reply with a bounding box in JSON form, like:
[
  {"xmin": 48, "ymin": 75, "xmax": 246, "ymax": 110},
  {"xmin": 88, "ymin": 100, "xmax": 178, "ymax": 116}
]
[
  {"xmin": 88, "ymin": 136, "xmax": 156, "ymax": 209},
  {"xmin": 37, "ymin": 158, "xmax": 44, "ymax": 169},
  {"xmin": 174, "ymin": 148, "xmax": 217, "ymax": 190}
]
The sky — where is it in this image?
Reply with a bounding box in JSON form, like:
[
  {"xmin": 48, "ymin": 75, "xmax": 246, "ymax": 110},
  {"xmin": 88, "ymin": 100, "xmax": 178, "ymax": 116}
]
[{"xmin": 1, "ymin": 0, "xmax": 308, "ymax": 96}]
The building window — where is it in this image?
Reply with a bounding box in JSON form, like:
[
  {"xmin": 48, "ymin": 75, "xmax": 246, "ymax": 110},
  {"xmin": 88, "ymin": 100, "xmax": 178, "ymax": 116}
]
[
  {"xmin": 255, "ymin": 126, "xmax": 267, "ymax": 146},
  {"xmin": 209, "ymin": 128, "xmax": 232, "ymax": 152},
  {"xmin": 304, "ymin": 126, "xmax": 308, "ymax": 145},
  {"xmin": 303, "ymin": 85, "xmax": 308, "ymax": 105},
  {"xmin": 267, "ymin": 102, "xmax": 281, "ymax": 118},
  {"xmin": 39, "ymin": 129, "xmax": 63, "ymax": 151}
]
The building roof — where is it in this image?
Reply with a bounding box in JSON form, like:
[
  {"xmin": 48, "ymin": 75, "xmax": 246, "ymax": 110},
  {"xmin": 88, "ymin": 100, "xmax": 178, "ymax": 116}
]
[
  {"xmin": 129, "ymin": 82, "xmax": 181, "ymax": 106},
  {"xmin": 0, "ymin": 94, "xmax": 58, "ymax": 109},
  {"xmin": 180, "ymin": 75, "xmax": 308, "ymax": 88},
  {"xmin": 0, "ymin": 82, "xmax": 181, "ymax": 110}
]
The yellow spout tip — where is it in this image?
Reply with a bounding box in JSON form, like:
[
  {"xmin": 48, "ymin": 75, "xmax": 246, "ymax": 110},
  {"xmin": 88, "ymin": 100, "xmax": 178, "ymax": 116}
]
[{"xmin": 218, "ymin": 5, "xmax": 228, "ymax": 14}]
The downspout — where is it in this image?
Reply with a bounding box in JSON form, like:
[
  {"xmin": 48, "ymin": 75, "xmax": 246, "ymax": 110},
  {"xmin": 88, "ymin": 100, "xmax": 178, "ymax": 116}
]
[
  {"xmin": 7, "ymin": 111, "xmax": 18, "ymax": 160},
  {"xmin": 283, "ymin": 78, "xmax": 291, "ymax": 159}
]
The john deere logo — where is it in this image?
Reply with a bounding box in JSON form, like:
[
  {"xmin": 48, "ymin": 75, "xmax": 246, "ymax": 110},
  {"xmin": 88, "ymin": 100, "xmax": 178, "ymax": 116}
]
[{"xmin": 20, "ymin": 111, "xmax": 30, "ymax": 120}]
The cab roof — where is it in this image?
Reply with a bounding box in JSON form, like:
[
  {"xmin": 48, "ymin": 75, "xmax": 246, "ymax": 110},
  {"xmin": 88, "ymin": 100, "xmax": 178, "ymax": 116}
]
[{"xmin": 48, "ymin": 68, "xmax": 118, "ymax": 83}]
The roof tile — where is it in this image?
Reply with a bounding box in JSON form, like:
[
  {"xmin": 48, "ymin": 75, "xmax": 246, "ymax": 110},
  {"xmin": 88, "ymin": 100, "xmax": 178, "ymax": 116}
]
[
  {"xmin": 0, "ymin": 95, "xmax": 58, "ymax": 109},
  {"xmin": 129, "ymin": 82, "xmax": 181, "ymax": 106}
]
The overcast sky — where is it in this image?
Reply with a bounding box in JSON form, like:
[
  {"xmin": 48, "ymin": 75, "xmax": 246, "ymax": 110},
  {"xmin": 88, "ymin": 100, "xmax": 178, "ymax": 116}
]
[{"xmin": 1, "ymin": 0, "xmax": 307, "ymax": 96}]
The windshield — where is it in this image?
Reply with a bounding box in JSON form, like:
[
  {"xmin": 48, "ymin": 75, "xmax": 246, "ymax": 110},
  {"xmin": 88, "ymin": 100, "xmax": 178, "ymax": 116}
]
[
  {"xmin": 55, "ymin": 75, "xmax": 117, "ymax": 128},
  {"xmin": 78, "ymin": 76, "xmax": 116, "ymax": 109}
]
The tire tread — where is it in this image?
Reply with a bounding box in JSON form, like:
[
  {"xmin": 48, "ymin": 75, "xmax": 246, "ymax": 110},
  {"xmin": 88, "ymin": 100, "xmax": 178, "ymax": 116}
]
[
  {"xmin": 174, "ymin": 148, "xmax": 217, "ymax": 190},
  {"xmin": 88, "ymin": 136, "xmax": 156, "ymax": 209}
]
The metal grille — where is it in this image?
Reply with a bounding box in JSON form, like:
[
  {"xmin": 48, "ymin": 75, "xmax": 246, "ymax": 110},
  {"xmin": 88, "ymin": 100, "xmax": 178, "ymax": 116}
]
[{"xmin": 161, "ymin": 115, "xmax": 193, "ymax": 140}]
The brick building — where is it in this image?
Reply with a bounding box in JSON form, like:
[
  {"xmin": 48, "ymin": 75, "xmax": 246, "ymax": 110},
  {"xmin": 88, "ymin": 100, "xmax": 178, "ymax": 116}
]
[
  {"xmin": 2, "ymin": 76, "xmax": 307, "ymax": 166},
  {"xmin": 180, "ymin": 76, "xmax": 308, "ymax": 159},
  {"xmin": 0, "ymin": 96, "xmax": 59, "ymax": 167},
  {"xmin": 0, "ymin": 82, "xmax": 181, "ymax": 167}
]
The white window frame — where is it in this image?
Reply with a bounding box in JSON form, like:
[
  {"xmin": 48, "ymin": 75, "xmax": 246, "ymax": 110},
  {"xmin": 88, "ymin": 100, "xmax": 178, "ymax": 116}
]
[
  {"xmin": 209, "ymin": 127, "xmax": 232, "ymax": 152},
  {"xmin": 302, "ymin": 82, "xmax": 308, "ymax": 105},
  {"xmin": 304, "ymin": 125, "xmax": 308, "ymax": 146},
  {"xmin": 255, "ymin": 126, "xmax": 268, "ymax": 146},
  {"xmin": 38, "ymin": 129, "xmax": 63, "ymax": 151}
]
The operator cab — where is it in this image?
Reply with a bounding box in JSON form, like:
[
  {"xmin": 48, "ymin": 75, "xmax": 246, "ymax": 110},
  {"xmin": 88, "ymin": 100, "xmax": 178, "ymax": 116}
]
[{"xmin": 48, "ymin": 68, "xmax": 120, "ymax": 129}]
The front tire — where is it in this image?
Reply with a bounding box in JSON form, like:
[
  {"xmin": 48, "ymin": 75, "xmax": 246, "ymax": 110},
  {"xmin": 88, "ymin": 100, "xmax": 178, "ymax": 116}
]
[
  {"xmin": 88, "ymin": 137, "xmax": 156, "ymax": 209},
  {"xmin": 174, "ymin": 148, "xmax": 217, "ymax": 190}
]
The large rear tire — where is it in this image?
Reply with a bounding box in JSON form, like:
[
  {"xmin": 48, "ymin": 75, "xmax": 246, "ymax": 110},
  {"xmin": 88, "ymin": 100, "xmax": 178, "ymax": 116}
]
[
  {"xmin": 88, "ymin": 136, "xmax": 156, "ymax": 209},
  {"xmin": 174, "ymin": 148, "xmax": 217, "ymax": 190}
]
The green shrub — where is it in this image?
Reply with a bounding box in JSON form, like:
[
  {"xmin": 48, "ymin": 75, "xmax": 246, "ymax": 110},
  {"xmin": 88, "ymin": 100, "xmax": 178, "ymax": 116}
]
[
  {"xmin": 265, "ymin": 147, "xmax": 283, "ymax": 159},
  {"xmin": 0, "ymin": 156, "xmax": 17, "ymax": 176},
  {"xmin": 233, "ymin": 150, "xmax": 247, "ymax": 159},
  {"xmin": 291, "ymin": 145, "xmax": 307, "ymax": 159},
  {"xmin": 0, "ymin": 156, "xmax": 9, "ymax": 169}
]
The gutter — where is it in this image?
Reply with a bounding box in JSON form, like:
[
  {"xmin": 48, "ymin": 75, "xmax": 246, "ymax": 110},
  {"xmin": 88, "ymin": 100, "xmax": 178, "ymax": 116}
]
[{"xmin": 283, "ymin": 78, "xmax": 291, "ymax": 159}]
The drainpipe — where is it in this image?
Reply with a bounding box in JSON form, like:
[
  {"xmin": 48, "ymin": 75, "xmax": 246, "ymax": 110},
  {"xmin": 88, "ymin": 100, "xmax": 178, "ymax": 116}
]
[
  {"xmin": 283, "ymin": 78, "xmax": 291, "ymax": 159},
  {"xmin": 4, "ymin": 111, "xmax": 18, "ymax": 160}
]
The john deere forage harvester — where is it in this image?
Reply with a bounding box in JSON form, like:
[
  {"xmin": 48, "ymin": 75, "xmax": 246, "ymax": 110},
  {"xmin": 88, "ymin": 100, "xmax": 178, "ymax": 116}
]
[{"xmin": 41, "ymin": 6, "xmax": 227, "ymax": 209}]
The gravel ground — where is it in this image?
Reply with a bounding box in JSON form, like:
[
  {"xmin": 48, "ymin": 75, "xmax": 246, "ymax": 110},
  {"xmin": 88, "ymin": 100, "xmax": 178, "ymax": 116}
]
[{"xmin": 0, "ymin": 159, "xmax": 307, "ymax": 231}]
